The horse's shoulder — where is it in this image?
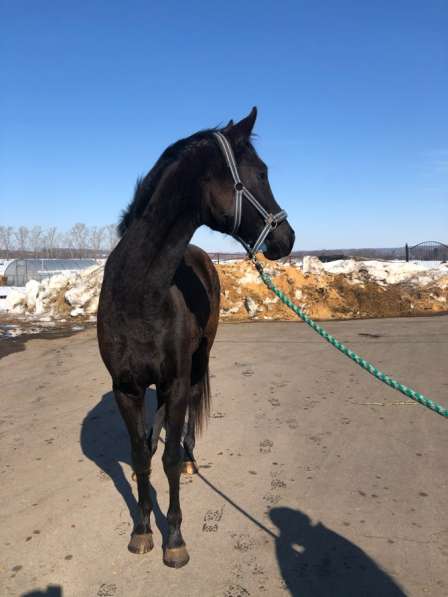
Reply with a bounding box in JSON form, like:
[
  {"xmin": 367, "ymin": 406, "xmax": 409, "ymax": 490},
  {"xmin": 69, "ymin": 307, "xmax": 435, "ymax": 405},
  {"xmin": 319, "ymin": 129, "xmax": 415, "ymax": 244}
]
[
  {"xmin": 172, "ymin": 245, "xmax": 220, "ymax": 301},
  {"xmin": 184, "ymin": 244, "xmax": 211, "ymax": 263}
]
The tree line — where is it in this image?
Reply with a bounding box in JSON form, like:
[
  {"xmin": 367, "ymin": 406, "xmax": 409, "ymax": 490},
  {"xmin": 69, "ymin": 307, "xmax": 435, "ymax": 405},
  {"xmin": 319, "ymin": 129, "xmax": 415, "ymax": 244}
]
[
  {"xmin": 0, "ymin": 223, "xmax": 420, "ymax": 262},
  {"xmin": 0, "ymin": 224, "xmax": 118, "ymax": 259}
]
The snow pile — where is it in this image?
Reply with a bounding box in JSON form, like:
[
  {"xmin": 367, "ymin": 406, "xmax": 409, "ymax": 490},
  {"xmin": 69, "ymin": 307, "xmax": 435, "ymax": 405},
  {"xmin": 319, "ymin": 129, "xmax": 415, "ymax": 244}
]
[
  {"xmin": 2, "ymin": 265, "xmax": 103, "ymax": 320},
  {"xmin": 0, "ymin": 257, "xmax": 447, "ymax": 323},
  {"xmin": 302, "ymin": 256, "xmax": 448, "ymax": 287}
]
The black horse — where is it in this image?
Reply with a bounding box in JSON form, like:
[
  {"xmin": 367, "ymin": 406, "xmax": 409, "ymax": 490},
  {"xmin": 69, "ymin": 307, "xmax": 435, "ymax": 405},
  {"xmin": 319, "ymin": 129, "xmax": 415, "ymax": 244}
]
[{"xmin": 97, "ymin": 108, "xmax": 295, "ymax": 567}]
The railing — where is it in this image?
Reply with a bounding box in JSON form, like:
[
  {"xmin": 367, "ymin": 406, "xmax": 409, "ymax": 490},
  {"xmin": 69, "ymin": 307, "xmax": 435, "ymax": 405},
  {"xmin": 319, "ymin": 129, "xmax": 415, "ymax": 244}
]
[{"xmin": 405, "ymin": 241, "xmax": 448, "ymax": 263}]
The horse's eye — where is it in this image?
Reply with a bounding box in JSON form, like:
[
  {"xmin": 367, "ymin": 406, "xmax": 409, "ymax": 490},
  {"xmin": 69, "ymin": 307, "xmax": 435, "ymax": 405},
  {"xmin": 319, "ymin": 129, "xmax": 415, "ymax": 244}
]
[{"xmin": 258, "ymin": 171, "xmax": 267, "ymax": 181}]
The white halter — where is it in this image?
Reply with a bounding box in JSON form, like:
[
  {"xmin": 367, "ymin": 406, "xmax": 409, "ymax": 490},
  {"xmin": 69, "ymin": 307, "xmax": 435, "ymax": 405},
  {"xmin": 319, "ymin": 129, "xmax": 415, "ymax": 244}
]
[{"xmin": 213, "ymin": 132, "xmax": 288, "ymax": 256}]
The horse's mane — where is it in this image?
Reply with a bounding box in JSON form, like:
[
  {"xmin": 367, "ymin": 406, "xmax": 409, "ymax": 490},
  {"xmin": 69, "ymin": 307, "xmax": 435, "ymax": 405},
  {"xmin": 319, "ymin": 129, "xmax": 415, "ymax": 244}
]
[
  {"xmin": 118, "ymin": 128, "xmax": 218, "ymax": 237},
  {"xmin": 118, "ymin": 125, "xmax": 257, "ymax": 237}
]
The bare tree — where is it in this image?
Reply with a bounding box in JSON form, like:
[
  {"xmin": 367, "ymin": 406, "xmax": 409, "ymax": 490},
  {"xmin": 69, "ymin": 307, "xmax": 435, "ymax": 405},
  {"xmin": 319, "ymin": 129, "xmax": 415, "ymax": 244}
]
[
  {"xmin": 14, "ymin": 226, "xmax": 30, "ymax": 254},
  {"xmin": 0, "ymin": 226, "xmax": 15, "ymax": 258},
  {"xmin": 44, "ymin": 227, "xmax": 58, "ymax": 258},
  {"xmin": 69, "ymin": 222, "xmax": 89, "ymax": 257},
  {"xmin": 104, "ymin": 224, "xmax": 118, "ymax": 252},
  {"xmin": 89, "ymin": 226, "xmax": 105, "ymax": 255},
  {"xmin": 29, "ymin": 226, "xmax": 43, "ymax": 257}
]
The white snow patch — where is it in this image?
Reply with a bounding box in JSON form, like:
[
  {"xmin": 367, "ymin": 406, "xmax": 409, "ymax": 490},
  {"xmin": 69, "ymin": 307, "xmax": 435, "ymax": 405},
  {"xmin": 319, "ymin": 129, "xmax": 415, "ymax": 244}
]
[
  {"xmin": 300, "ymin": 257, "xmax": 448, "ymax": 287},
  {"xmin": 263, "ymin": 296, "xmax": 279, "ymax": 305},
  {"xmin": 239, "ymin": 270, "xmax": 261, "ymax": 285},
  {"xmin": 244, "ymin": 296, "xmax": 259, "ymax": 317},
  {"xmin": 221, "ymin": 301, "xmax": 243, "ymax": 315}
]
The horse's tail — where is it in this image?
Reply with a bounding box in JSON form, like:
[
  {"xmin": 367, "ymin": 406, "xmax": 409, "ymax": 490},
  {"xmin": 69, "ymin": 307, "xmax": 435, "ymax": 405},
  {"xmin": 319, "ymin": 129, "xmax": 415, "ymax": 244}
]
[
  {"xmin": 192, "ymin": 367, "xmax": 211, "ymax": 436},
  {"xmin": 190, "ymin": 339, "xmax": 211, "ymax": 435}
]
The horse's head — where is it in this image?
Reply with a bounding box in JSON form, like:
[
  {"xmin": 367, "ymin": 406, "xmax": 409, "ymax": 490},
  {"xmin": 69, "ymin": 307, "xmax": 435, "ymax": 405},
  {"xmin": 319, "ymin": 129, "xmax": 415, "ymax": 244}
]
[{"xmin": 201, "ymin": 107, "xmax": 295, "ymax": 260}]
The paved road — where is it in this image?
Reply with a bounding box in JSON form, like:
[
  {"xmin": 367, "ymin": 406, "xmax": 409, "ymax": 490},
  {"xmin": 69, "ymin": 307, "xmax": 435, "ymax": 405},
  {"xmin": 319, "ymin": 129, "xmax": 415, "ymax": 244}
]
[{"xmin": 1, "ymin": 317, "xmax": 447, "ymax": 597}]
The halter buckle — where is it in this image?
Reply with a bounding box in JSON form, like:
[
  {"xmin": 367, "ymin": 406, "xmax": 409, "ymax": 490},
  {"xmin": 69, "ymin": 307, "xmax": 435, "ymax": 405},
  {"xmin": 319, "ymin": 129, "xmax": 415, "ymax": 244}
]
[{"xmin": 266, "ymin": 214, "xmax": 278, "ymax": 229}]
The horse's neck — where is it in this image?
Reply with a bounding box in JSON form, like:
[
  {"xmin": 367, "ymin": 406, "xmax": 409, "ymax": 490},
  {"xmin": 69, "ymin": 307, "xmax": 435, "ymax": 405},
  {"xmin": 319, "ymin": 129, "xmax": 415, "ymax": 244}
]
[
  {"xmin": 140, "ymin": 207, "xmax": 197, "ymax": 283},
  {"xmin": 121, "ymin": 168, "xmax": 199, "ymax": 305}
]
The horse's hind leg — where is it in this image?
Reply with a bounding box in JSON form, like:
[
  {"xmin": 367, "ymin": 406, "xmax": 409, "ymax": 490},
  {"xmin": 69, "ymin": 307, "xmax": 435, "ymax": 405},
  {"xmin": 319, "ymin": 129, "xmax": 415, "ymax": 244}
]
[
  {"xmin": 159, "ymin": 378, "xmax": 190, "ymax": 568},
  {"xmin": 182, "ymin": 403, "xmax": 198, "ymax": 475},
  {"xmin": 182, "ymin": 364, "xmax": 210, "ymax": 475},
  {"xmin": 114, "ymin": 388, "xmax": 154, "ymax": 554}
]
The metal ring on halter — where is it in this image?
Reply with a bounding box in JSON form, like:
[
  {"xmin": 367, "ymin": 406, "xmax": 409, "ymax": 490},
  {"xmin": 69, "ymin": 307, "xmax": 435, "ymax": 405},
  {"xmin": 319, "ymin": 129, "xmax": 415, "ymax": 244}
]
[{"xmin": 213, "ymin": 131, "xmax": 288, "ymax": 256}]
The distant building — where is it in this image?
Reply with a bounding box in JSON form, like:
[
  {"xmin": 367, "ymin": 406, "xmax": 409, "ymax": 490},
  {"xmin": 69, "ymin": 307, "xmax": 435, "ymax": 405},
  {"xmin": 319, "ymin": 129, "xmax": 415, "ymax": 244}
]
[{"xmin": 0, "ymin": 258, "xmax": 97, "ymax": 286}]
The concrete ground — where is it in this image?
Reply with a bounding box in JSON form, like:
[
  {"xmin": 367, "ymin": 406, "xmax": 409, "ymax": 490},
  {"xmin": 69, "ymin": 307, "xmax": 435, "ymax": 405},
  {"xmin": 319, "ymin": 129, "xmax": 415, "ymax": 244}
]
[{"xmin": 1, "ymin": 317, "xmax": 447, "ymax": 597}]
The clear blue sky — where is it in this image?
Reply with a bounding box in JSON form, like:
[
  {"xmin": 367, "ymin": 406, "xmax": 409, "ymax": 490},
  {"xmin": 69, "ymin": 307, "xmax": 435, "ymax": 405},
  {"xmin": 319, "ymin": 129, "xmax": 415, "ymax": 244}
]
[{"xmin": 1, "ymin": 0, "xmax": 447, "ymax": 251}]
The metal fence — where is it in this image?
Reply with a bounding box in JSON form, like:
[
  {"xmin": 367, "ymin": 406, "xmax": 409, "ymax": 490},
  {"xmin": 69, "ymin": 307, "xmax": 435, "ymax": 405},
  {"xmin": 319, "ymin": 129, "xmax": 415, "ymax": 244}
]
[
  {"xmin": 2, "ymin": 259, "xmax": 98, "ymax": 286},
  {"xmin": 405, "ymin": 241, "xmax": 448, "ymax": 263}
]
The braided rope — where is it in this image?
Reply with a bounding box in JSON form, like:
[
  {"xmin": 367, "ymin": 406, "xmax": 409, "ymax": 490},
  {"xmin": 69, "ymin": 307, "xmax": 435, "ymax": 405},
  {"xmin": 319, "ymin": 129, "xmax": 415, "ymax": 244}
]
[{"xmin": 252, "ymin": 257, "xmax": 448, "ymax": 419}]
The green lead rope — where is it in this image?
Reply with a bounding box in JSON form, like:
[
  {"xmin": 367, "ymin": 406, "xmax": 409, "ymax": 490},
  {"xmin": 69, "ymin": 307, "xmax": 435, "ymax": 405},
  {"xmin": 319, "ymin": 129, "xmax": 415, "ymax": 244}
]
[{"xmin": 251, "ymin": 257, "xmax": 448, "ymax": 419}]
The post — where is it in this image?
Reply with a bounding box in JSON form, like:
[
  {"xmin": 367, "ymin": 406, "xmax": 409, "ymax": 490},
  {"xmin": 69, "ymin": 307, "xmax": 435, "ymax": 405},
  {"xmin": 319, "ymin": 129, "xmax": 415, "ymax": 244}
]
[{"xmin": 405, "ymin": 243, "xmax": 409, "ymax": 262}]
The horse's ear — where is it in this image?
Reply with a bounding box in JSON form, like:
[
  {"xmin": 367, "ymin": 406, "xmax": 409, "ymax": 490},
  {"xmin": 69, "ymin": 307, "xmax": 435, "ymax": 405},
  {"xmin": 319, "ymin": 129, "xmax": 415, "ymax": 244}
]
[
  {"xmin": 222, "ymin": 119, "xmax": 234, "ymax": 132},
  {"xmin": 228, "ymin": 107, "xmax": 257, "ymax": 143}
]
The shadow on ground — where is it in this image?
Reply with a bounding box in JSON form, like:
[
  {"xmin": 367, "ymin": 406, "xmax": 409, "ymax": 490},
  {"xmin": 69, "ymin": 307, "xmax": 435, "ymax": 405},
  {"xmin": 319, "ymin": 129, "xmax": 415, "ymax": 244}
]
[
  {"xmin": 80, "ymin": 390, "xmax": 168, "ymax": 542},
  {"xmin": 81, "ymin": 393, "xmax": 405, "ymax": 596},
  {"xmin": 22, "ymin": 586, "xmax": 62, "ymax": 597},
  {"xmin": 269, "ymin": 507, "xmax": 406, "ymax": 596}
]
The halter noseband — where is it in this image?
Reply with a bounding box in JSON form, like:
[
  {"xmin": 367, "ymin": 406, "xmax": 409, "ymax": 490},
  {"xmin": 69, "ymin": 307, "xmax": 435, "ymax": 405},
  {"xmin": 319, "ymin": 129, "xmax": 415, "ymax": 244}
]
[{"xmin": 213, "ymin": 131, "xmax": 288, "ymax": 257}]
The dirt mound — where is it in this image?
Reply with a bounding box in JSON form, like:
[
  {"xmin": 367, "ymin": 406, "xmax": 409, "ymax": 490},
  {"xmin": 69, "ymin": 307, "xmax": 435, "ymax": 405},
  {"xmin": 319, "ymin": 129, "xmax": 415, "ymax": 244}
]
[{"xmin": 218, "ymin": 257, "xmax": 448, "ymax": 321}]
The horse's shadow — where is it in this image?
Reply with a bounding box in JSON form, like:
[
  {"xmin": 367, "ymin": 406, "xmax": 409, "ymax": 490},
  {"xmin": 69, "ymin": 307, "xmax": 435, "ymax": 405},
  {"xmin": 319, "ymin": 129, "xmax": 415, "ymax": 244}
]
[
  {"xmin": 81, "ymin": 394, "xmax": 406, "ymax": 596},
  {"xmin": 269, "ymin": 507, "xmax": 406, "ymax": 596},
  {"xmin": 80, "ymin": 390, "xmax": 168, "ymax": 542}
]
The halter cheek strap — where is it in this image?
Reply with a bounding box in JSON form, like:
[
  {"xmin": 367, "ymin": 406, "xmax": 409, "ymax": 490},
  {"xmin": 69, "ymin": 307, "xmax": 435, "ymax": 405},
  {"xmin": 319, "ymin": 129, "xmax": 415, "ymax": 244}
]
[{"xmin": 213, "ymin": 131, "xmax": 288, "ymax": 257}]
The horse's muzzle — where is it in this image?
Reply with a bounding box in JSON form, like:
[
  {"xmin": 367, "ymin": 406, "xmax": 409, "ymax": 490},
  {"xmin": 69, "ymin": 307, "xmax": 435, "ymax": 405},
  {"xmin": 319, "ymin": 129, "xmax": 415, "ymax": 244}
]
[{"xmin": 263, "ymin": 222, "xmax": 295, "ymax": 260}]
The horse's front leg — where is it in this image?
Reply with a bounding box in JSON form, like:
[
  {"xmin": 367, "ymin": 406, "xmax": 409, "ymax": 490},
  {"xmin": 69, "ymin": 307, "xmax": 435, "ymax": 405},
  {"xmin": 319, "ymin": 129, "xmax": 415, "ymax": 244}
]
[
  {"xmin": 159, "ymin": 378, "xmax": 190, "ymax": 568},
  {"xmin": 114, "ymin": 388, "xmax": 154, "ymax": 554}
]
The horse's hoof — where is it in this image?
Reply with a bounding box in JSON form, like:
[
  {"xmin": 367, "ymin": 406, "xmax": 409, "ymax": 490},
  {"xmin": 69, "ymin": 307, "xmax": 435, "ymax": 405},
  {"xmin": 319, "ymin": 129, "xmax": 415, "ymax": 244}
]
[
  {"xmin": 181, "ymin": 460, "xmax": 198, "ymax": 475},
  {"xmin": 163, "ymin": 545, "xmax": 190, "ymax": 568},
  {"xmin": 128, "ymin": 532, "xmax": 154, "ymax": 554}
]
